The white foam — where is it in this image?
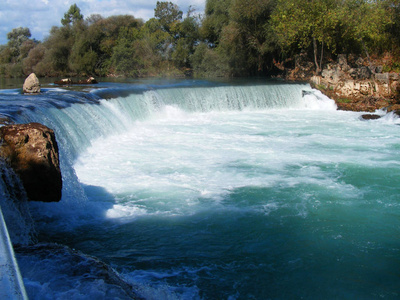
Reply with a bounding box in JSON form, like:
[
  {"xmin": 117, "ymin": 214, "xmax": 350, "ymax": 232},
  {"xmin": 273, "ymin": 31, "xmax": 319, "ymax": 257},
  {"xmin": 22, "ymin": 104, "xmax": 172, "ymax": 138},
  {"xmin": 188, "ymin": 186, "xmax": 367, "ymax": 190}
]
[
  {"xmin": 75, "ymin": 106, "xmax": 390, "ymax": 223},
  {"xmin": 105, "ymin": 204, "xmax": 149, "ymax": 220},
  {"xmin": 379, "ymin": 111, "xmax": 400, "ymax": 125},
  {"xmin": 301, "ymin": 89, "xmax": 338, "ymax": 110}
]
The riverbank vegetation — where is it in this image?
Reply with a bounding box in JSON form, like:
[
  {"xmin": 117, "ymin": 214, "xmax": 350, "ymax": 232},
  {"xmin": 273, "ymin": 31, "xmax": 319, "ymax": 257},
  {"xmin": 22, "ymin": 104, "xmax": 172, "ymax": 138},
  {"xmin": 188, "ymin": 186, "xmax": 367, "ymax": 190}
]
[{"xmin": 1, "ymin": 0, "xmax": 400, "ymax": 78}]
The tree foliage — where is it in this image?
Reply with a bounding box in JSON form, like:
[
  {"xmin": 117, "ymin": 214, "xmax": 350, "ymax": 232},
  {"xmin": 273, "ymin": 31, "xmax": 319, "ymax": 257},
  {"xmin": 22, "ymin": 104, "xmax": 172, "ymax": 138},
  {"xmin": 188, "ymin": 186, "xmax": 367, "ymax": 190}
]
[
  {"xmin": 61, "ymin": 4, "xmax": 84, "ymax": 26},
  {"xmin": 0, "ymin": 0, "xmax": 399, "ymax": 78},
  {"xmin": 154, "ymin": 1, "xmax": 183, "ymax": 33},
  {"xmin": 271, "ymin": 0, "xmax": 394, "ymax": 71}
]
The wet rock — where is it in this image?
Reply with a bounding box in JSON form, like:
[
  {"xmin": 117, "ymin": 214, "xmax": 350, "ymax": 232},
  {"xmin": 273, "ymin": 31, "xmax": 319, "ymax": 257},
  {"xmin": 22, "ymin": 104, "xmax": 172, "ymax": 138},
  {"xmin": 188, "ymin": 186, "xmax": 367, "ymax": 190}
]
[
  {"xmin": 0, "ymin": 123, "xmax": 62, "ymax": 202},
  {"xmin": 361, "ymin": 114, "xmax": 381, "ymax": 120},
  {"xmin": 54, "ymin": 78, "xmax": 72, "ymax": 85},
  {"xmin": 23, "ymin": 73, "xmax": 40, "ymax": 94},
  {"xmin": 54, "ymin": 77, "xmax": 98, "ymax": 85},
  {"xmin": 78, "ymin": 77, "xmax": 97, "ymax": 84}
]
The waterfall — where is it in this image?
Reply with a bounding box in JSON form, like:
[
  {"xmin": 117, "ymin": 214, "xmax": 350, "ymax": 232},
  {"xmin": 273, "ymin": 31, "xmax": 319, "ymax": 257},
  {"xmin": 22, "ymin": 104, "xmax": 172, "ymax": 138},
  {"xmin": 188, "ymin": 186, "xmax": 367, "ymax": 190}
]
[{"xmin": 0, "ymin": 82, "xmax": 335, "ymax": 209}]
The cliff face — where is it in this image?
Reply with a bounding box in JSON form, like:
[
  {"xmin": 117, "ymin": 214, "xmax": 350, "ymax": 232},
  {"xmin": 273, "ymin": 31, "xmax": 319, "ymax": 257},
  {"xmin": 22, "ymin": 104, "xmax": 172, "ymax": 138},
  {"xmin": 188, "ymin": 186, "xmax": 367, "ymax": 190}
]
[{"xmin": 0, "ymin": 123, "xmax": 62, "ymax": 202}]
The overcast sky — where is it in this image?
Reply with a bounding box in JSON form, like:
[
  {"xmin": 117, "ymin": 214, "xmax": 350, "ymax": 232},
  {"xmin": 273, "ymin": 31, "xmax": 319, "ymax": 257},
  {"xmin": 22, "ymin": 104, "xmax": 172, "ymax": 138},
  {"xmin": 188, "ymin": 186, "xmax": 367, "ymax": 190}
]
[{"xmin": 0, "ymin": 0, "xmax": 206, "ymax": 45}]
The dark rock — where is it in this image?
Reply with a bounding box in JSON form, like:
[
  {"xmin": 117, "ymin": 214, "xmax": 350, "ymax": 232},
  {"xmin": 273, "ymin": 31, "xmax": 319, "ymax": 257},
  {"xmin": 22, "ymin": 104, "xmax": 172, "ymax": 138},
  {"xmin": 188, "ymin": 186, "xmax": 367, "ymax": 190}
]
[
  {"xmin": 389, "ymin": 73, "xmax": 399, "ymax": 81},
  {"xmin": 302, "ymin": 90, "xmax": 313, "ymax": 97},
  {"xmin": 393, "ymin": 110, "xmax": 400, "ymax": 117},
  {"xmin": 0, "ymin": 116, "xmax": 13, "ymax": 126},
  {"xmin": 23, "ymin": 73, "xmax": 40, "ymax": 94},
  {"xmin": 358, "ymin": 66, "xmax": 372, "ymax": 79},
  {"xmin": 355, "ymin": 57, "xmax": 365, "ymax": 67},
  {"xmin": 54, "ymin": 78, "xmax": 72, "ymax": 85},
  {"xmin": 375, "ymin": 66, "xmax": 383, "ymax": 73},
  {"xmin": 375, "ymin": 73, "xmax": 390, "ymax": 84},
  {"xmin": 54, "ymin": 77, "xmax": 98, "ymax": 85},
  {"xmin": 78, "ymin": 77, "xmax": 98, "ymax": 84},
  {"xmin": 337, "ymin": 54, "xmax": 347, "ymax": 67},
  {"xmin": 361, "ymin": 114, "xmax": 381, "ymax": 120},
  {"xmin": 0, "ymin": 123, "xmax": 62, "ymax": 202}
]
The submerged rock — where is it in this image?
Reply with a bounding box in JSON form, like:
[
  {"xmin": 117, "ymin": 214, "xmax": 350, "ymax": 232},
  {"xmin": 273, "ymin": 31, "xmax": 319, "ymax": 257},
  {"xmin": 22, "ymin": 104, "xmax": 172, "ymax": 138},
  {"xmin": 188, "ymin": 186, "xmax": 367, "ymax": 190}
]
[
  {"xmin": 0, "ymin": 123, "xmax": 62, "ymax": 202},
  {"xmin": 23, "ymin": 73, "xmax": 40, "ymax": 94}
]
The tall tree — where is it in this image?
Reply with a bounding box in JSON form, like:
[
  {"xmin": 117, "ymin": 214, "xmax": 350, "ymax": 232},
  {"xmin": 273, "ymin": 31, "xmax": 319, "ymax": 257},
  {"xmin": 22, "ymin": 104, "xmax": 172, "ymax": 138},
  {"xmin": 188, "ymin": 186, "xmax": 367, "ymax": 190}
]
[
  {"xmin": 172, "ymin": 6, "xmax": 200, "ymax": 68},
  {"xmin": 201, "ymin": 0, "xmax": 232, "ymax": 45},
  {"xmin": 228, "ymin": 0, "xmax": 277, "ymax": 73},
  {"xmin": 7, "ymin": 27, "xmax": 32, "ymax": 58},
  {"xmin": 271, "ymin": 0, "xmax": 341, "ymax": 72},
  {"xmin": 154, "ymin": 1, "xmax": 183, "ymax": 34},
  {"xmin": 338, "ymin": 0, "xmax": 392, "ymax": 62},
  {"xmin": 61, "ymin": 4, "xmax": 84, "ymax": 26}
]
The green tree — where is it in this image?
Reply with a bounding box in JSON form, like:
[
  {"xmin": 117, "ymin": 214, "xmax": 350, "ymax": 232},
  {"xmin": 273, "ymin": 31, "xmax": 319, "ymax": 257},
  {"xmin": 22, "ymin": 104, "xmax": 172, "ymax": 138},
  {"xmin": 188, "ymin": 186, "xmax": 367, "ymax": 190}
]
[
  {"xmin": 338, "ymin": 0, "xmax": 392, "ymax": 62},
  {"xmin": 61, "ymin": 4, "xmax": 84, "ymax": 26},
  {"xmin": 42, "ymin": 26, "xmax": 74, "ymax": 75},
  {"xmin": 110, "ymin": 26, "xmax": 143, "ymax": 76},
  {"xmin": 154, "ymin": 1, "xmax": 183, "ymax": 33},
  {"xmin": 172, "ymin": 6, "xmax": 200, "ymax": 68},
  {"xmin": 199, "ymin": 0, "xmax": 277, "ymax": 76},
  {"xmin": 201, "ymin": 0, "xmax": 232, "ymax": 45},
  {"xmin": 191, "ymin": 42, "xmax": 230, "ymax": 77},
  {"xmin": 23, "ymin": 44, "xmax": 46, "ymax": 75},
  {"xmin": 228, "ymin": 0, "xmax": 277, "ymax": 73},
  {"xmin": 6, "ymin": 27, "xmax": 32, "ymax": 59},
  {"xmin": 94, "ymin": 15, "xmax": 144, "ymax": 73},
  {"xmin": 271, "ymin": 0, "xmax": 342, "ymax": 72}
]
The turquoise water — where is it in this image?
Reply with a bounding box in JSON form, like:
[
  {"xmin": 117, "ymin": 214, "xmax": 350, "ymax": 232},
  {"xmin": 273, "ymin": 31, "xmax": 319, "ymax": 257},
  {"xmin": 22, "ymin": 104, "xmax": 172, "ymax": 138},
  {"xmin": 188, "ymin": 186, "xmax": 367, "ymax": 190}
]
[{"xmin": 1, "ymin": 80, "xmax": 399, "ymax": 299}]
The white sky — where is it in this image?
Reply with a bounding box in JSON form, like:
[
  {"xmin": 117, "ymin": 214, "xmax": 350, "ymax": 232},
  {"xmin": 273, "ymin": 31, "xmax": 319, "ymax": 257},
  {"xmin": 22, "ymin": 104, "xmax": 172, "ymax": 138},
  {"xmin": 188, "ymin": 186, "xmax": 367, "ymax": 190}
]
[{"xmin": 0, "ymin": 0, "xmax": 206, "ymax": 45}]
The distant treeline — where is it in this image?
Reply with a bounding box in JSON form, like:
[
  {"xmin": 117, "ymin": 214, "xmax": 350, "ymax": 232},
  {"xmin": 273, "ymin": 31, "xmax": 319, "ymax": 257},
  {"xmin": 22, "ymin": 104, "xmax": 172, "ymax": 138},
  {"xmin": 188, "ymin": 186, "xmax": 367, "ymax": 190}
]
[{"xmin": 1, "ymin": 0, "xmax": 400, "ymax": 78}]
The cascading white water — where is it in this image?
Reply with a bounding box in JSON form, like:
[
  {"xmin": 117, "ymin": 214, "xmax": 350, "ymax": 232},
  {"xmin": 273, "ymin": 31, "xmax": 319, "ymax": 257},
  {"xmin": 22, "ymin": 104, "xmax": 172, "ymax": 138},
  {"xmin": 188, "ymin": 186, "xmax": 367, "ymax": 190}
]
[{"xmin": 10, "ymin": 83, "xmax": 325, "ymax": 224}]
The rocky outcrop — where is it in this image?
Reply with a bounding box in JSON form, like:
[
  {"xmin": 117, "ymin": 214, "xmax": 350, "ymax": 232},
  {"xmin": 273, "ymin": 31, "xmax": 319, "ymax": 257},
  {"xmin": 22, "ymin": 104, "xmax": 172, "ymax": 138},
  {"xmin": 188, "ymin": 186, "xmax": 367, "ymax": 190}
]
[
  {"xmin": 23, "ymin": 73, "xmax": 41, "ymax": 94},
  {"xmin": 310, "ymin": 55, "xmax": 400, "ymax": 111},
  {"xmin": 276, "ymin": 53, "xmax": 400, "ymax": 112},
  {"xmin": 0, "ymin": 123, "xmax": 62, "ymax": 202}
]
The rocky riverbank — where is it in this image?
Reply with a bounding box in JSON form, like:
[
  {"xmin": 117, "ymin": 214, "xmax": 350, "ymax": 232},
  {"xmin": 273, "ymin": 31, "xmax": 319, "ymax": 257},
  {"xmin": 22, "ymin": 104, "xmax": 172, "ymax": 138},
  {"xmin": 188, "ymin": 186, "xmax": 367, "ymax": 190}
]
[{"xmin": 285, "ymin": 54, "xmax": 400, "ymax": 114}]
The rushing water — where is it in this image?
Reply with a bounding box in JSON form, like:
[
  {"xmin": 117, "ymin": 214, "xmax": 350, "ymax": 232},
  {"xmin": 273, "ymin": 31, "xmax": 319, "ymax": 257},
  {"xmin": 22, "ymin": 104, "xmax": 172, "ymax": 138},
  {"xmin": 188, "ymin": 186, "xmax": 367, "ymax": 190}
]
[{"xmin": 0, "ymin": 79, "xmax": 399, "ymax": 299}]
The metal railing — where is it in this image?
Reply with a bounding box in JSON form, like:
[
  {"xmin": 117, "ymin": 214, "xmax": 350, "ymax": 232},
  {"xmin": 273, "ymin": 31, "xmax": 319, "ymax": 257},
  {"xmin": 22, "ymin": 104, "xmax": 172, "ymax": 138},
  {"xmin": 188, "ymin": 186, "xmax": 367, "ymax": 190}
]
[{"xmin": 0, "ymin": 206, "xmax": 28, "ymax": 300}]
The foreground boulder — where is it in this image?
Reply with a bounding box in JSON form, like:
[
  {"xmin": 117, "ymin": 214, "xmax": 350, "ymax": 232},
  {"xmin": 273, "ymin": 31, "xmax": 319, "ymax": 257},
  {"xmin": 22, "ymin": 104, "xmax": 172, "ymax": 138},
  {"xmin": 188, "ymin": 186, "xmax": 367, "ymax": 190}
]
[
  {"xmin": 0, "ymin": 123, "xmax": 62, "ymax": 202},
  {"xmin": 23, "ymin": 73, "xmax": 41, "ymax": 94}
]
